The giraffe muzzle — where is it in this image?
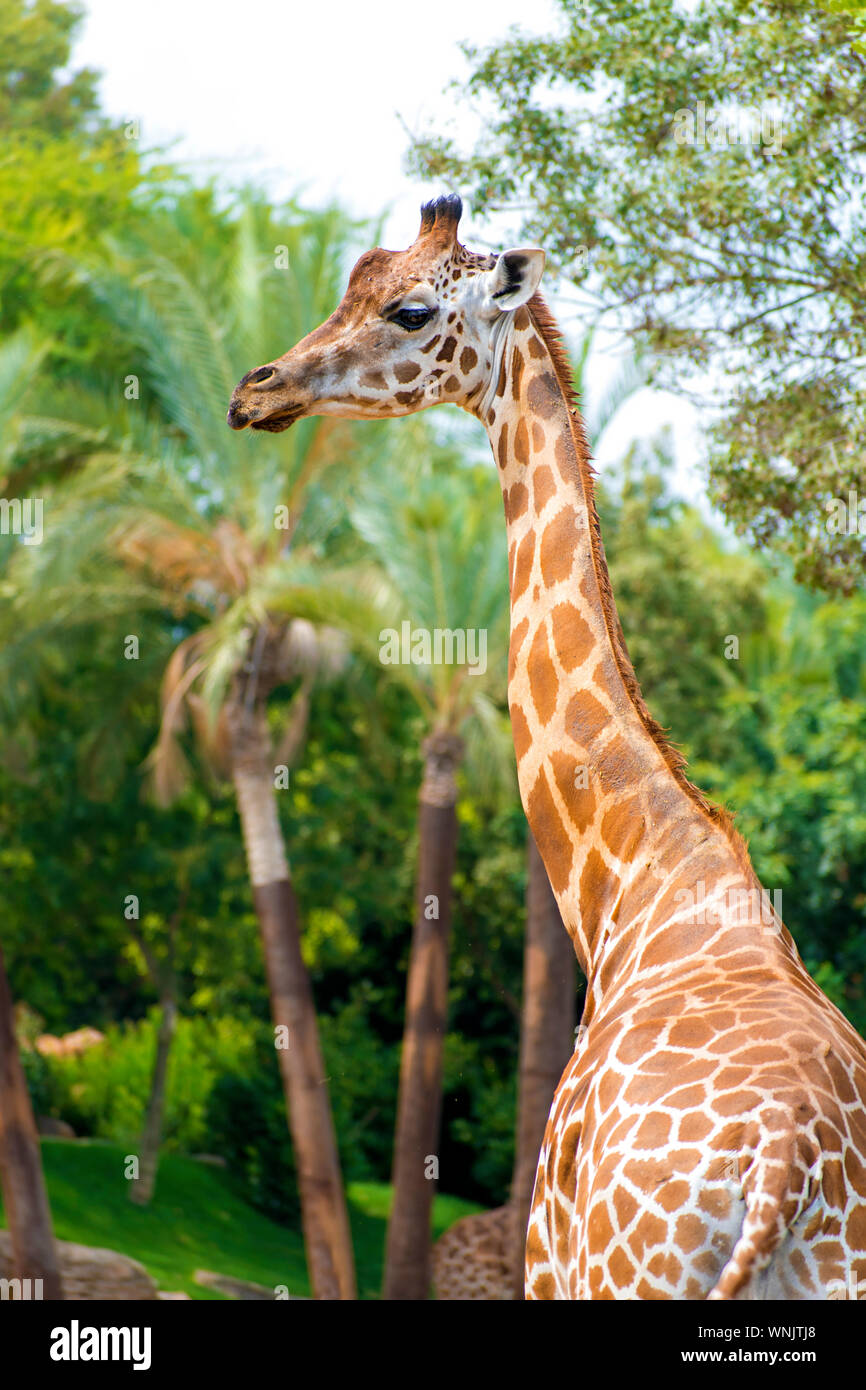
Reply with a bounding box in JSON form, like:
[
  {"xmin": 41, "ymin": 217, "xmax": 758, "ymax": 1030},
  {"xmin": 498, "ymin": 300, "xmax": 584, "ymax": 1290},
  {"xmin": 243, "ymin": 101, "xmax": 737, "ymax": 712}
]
[{"xmin": 227, "ymin": 365, "xmax": 306, "ymax": 432}]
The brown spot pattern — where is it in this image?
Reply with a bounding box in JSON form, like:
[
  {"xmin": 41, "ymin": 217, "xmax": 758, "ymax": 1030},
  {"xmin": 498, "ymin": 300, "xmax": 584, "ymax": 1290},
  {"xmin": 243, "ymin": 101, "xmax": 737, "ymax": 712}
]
[
  {"xmin": 554, "ymin": 432, "xmax": 575, "ymax": 483},
  {"xmin": 539, "ymin": 506, "xmax": 578, "ymax": 586},
  {"xmin": 436, "ymin": 336, "xmax": 457, "ymax": 362},
  {"xmin": 528, "ymin": 622, "xmax": 558, "ymax": 725},
  {"xmin": 527, "ymin": 371, "xmax": 560, "ymax": 419},
  {"xmin": 360, "ymin": 369, "xmax": 387, "ymax": 390},
  {"xmin": 601, "ymin": 798, "xmax": 643, "ymax": 859},
  {"xmin": 511, "ymin": 345, "xmax": 525, "ymax": 400},
  {"xmin": 580, "ymin": 847, "xmax": 617, "ymax": 951},
  {"xmin": 550, "ymin": 750, "xmax": 596, "ymax": 833},
  {"xmin": 550, "ymin": 602, "xmax": 593, "ymax": 672},
  {"xmin": 532, "ymin": 464, "xmax": 556, "ymax": 514},
  {"xmin": 511, "ymin": 530, "xmax": 535, "ymax": 603},
  {"xmin": 508, "ymin": 616, "xmax": 529, "ymax": 683},
  {"xmin": 510, "ymin": 702, "xmax": 532, "ymax": 763},
  {"xmin": 514, "ymin": 418, "xmax": 530, "ymax": 467},
  {"xmin": 505, "ymin": 482, "xmax": 529, "ymax": 524},
  {"xmin": 595, "ymin": 733, "xmax": 644, "ymax": 794},
  {"xmin": 527, "ymin": 768, "xmax": 574, "ymax": 894},
  {"xmin": 564, "ymin": 689, "xmax": 611, "ymax": 748},
  {"xmin": 497, "ymin": 423, "xmax": 509, "ymax": 471},
  {"xmin": 394, "ymin": 361, "xmax": 420, "ymax": 383}
]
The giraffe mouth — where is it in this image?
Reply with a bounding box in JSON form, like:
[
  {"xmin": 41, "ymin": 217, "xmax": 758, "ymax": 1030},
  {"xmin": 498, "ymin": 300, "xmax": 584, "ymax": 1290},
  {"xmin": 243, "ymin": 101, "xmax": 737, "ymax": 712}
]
[{"xmin": 249, "ymin": 404, "xmax": 304, "ymax": 433}]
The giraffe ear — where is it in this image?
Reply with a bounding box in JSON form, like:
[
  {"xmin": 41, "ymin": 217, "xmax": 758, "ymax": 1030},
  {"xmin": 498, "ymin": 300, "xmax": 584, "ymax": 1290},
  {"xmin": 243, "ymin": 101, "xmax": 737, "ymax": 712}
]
[{"xmin": 486, "ymin": 248, "xmax": 545, "ymax": 310}]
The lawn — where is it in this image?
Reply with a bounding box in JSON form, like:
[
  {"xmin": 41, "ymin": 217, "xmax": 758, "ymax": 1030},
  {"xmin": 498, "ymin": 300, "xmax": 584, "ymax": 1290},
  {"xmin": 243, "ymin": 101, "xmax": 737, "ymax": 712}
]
[{"xmin": 0, "ymin": 1139, "xmax": 483, "ymax": 1299}]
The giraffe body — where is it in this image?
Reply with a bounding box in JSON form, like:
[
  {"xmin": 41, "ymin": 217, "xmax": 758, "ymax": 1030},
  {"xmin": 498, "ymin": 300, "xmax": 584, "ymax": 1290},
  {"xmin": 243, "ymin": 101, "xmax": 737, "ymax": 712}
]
[
  {"xmin": 431, "ymin": 1206, "xmax": 515, "ymax": 1300},
  {"xmin": 228, "ymin": 195, "xmax": 866, "ymax": 1299}
]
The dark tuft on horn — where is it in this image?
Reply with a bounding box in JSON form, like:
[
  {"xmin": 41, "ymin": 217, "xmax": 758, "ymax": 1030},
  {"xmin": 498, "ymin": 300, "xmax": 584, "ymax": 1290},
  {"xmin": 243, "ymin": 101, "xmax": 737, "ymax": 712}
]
[{"xmin": 418, "ymin": 192, "xmax": 463, "ymax": 238}]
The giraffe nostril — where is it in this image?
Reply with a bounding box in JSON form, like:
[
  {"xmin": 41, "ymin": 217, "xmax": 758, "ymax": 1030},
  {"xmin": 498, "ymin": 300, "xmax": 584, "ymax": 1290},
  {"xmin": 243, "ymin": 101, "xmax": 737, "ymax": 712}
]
[{"xmin": 248, "ymin": 365, "xmax": 276, "ymax": 385}]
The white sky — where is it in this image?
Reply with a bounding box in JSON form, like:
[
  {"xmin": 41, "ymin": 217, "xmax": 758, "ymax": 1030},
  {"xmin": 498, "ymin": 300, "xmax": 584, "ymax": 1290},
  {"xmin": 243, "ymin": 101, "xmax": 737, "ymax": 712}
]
[{"xmin": 72, "ymin": 0, "xmax": 707, "ymax": 505}]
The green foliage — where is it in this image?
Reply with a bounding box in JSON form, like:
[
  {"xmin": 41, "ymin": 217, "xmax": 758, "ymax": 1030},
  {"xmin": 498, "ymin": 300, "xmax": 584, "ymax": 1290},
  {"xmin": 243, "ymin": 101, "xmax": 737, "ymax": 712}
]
[
  {"xmin": 18, "ymin": 1041, "xmax": 53, "ymax": 1116},
  {"xmin": 694, "ymin": 590, "xmax": 866, "ymax": 1032},
  {"xmin": 0, "ymin": 1, "xmax": 103, "ymax": 137},
  {"xmin": 408, "ymin": 0, "xmax": 866, "ymax": 589},
  {"xmin": 41, "ymin": 1013, "xmax": 258, "ymax": 1151},
  {"xmin": 205, "ymin": 1070, "xmax": 299, "ymax": 1226},
  {"xmin": 0, "ymin": 0, "xmax": 150, "ymax": 368},
  {"xmin": 599, "ymin": 442, "xmax": 766, "ymax": 759}
]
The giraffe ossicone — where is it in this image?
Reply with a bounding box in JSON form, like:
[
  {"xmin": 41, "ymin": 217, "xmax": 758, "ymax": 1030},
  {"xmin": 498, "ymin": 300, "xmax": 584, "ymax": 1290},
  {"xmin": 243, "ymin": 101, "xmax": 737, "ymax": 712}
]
[{"xmin": 228, "ymin": 194, "xmax": 866, "ymax": 1301}]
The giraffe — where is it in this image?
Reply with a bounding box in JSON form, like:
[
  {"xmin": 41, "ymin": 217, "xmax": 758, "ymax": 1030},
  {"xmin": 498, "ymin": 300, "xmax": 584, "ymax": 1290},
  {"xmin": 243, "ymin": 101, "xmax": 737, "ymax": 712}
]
[
  {"xmin": 227, "ymin": 194, "xmax": 866, "ymax": 1300},
  {"xmin": 431, "ymin": 1204, "xmax": 513, "ymax": 1300}
]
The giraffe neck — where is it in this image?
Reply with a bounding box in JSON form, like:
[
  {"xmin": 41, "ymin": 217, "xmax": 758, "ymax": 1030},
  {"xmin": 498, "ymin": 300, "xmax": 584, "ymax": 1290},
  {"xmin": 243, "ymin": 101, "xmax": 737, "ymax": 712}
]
[{"xmin": 482, "ymin": 300, "xmax": 761, "ymax": 992}]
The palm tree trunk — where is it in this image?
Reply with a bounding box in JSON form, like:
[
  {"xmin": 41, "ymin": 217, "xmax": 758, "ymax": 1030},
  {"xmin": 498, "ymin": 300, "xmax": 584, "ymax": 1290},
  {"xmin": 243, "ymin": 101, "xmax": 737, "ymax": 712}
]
[
  {"xmin": 230, "ymin": 706, "xmax": 356, "ymax": 1301},
  {"xmin": 383, "ymin": 729, "xmax": 463, "ymax": 1301},
  {"xmin": 509, "ymin": 829, "xmax": 576, "ymax": 1297},
  {"xmin": 129, "ymin": 994, "xmax": 177, "ymax": 1207},
  {"xmin": 0, "ymin": 939, "xmax": 63, "ymax": 1299}
]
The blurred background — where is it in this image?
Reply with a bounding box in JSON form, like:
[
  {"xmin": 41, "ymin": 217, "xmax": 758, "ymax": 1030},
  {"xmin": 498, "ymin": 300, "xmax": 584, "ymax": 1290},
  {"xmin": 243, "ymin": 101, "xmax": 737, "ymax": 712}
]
[{"xmin": 0, "ymin": 0, "xmax": 864, "ymax": 1300}]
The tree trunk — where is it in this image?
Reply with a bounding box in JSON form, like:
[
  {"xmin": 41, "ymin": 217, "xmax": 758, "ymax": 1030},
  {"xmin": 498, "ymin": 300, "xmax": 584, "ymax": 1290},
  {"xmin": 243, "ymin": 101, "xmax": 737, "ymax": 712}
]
[
  {"xmin": 129, "ymin": 995, "xmax": 177, "ymax": 1207},
  {"xmin": 509, "ymin": 829, "xmax": 576, "ymax": 1297},
  {"xmin": 383, "ymin": 729, "xmax": 463, "ymax": 1301},
  {"xmin": 230, "ymin": 705, "xmax": 356, "ymax": 1301},
  {"xmin": 0, "ymin": 939, "xmax": 63, "ymax": 1299}
]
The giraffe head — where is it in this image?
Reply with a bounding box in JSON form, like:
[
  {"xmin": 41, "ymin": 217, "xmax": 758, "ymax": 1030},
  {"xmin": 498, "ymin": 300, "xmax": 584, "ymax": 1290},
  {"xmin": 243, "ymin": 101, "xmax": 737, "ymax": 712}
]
[{"xmin": 226, "ymin": 194, "xmax": 544, "ymax": 432}]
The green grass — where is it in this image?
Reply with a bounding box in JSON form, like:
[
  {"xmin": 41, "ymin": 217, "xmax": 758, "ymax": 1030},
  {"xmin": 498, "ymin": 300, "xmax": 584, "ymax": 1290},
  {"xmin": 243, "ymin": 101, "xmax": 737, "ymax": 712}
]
[{"xmin": 0, "ymin": 1140, "xmax": 483, "ymax": 1300}]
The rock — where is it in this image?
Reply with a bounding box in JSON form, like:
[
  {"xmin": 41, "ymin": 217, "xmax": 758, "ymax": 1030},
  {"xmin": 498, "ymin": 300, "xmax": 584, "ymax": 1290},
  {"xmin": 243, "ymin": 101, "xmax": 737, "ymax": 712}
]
[
  {"xmin": 0, "ymin": 1232, "xmax": 158, "ymax": 1300},
  {"xmin": 35, "ymin": 1027, "xmax": 105, "ymax": 1059},
  {"xmin": 194, "ymin": 1269, "xmax": 275, "ymax": 1300},
  {"xmin": 36, "ymin": 1115, "xmax": 76, "ymax": 1138},
  {"xmin": 157, "ymin": 1291, "xmax": 191, "ymax": 1300}
]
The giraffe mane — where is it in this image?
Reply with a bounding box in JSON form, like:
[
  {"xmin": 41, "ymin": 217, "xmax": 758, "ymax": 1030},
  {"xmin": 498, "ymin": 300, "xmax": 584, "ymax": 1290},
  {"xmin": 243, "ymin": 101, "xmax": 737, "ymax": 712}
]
[{"xmin": 526, "ymin": 291, "xmax": 756, "ymax": 877}]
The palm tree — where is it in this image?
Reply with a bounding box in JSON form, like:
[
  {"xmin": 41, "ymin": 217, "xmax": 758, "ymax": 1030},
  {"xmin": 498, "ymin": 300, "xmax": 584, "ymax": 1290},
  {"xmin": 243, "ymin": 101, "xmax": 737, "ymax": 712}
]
[
  {"xmin": 280, "ymin": 440, "xmax": 514, "ymax": 1298},
  {"xmin": 0, "ymin": 195, "xmax": 385, "ymax": 1299},
  {"xmin": 0, "ymin": 330, "xmax": 63, "ymax": 1300},
  {"xmin": 508, "ymin": 833, "xmax": 576, "ymax": 1294}
]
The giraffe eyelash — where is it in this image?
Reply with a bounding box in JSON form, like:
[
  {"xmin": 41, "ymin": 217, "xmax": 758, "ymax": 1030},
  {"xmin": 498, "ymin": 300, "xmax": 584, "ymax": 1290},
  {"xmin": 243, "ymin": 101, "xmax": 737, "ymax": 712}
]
[{"xmin": 389, "ymin": 305, "xmax": 436, "ymax": 331}]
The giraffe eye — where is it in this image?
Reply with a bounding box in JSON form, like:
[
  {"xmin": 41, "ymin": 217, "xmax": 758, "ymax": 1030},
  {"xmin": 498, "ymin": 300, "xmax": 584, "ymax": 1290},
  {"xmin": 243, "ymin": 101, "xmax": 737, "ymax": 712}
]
[{"xmin": 391, "ymin": 305, "xmax": 435, "ymax": 331}]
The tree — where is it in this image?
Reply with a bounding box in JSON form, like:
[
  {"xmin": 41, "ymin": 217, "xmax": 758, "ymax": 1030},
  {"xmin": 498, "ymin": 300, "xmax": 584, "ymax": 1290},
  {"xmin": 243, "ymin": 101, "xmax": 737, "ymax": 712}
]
[
  {"xmin": 0, "ymin": 0, "xmax": 148, "ymax": 366},
  {"xmin": 693, "ymin": 585, "xmax": 866, "ymax": 1035},
  {"xmin": 355, "ymin": 450, "xmax": 514, "ymax": 1301},
  {"xmin": 598, "ymin": 435, "xmax": 767, "ymax": 765},
  {"xmin": 509, "ymin": 833, "xmax": 575, "ymax": 1296},
  {"xmin": 408, "ymin": 0, "xmax": 866, "ymax": 591},
  {"xmin": 127, "ymin": 881, "xmax": 185, "ymax": 1207},
  {"xmin": 289, "ymin": 444, "xmax": 513, "ymax": 1298},
  {"xmin": 1, "ymin": 194, "xmax": 380, "ymax": 1299},
  {"xmin": 0, "ymin": 937, "xmax": 62, "ymax": 1299}
]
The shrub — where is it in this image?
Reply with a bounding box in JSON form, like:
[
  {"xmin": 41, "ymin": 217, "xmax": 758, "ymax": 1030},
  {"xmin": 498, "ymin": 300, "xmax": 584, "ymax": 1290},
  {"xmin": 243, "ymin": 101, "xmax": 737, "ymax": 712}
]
[
  {"xmin": 204, "ymin": 1068, "xmax": 299, "ymax": 1225},
  {"xmin": 41, "ymin": 1012, "xmax": 259, "ymax": 1150}
]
